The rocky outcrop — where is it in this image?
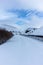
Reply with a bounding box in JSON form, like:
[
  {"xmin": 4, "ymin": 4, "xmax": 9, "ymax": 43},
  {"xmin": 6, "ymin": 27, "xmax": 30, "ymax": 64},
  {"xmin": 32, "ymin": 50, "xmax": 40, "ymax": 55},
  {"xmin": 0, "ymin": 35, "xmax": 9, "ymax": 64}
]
[{"xmin": 0, "ymin": 29, "xmax": 14, "ymax": 45}]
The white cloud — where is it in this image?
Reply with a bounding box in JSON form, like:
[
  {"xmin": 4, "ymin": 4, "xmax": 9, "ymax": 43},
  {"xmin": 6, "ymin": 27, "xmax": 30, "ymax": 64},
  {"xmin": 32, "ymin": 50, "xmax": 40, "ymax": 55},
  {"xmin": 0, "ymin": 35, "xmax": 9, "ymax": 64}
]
[
  {"xmin": 0, "ymin": 0, "xmax": 43, "ymax": 11},
  {"xmin": 0, "ymin": 10, "xmax": 17, "ymax": 20}
]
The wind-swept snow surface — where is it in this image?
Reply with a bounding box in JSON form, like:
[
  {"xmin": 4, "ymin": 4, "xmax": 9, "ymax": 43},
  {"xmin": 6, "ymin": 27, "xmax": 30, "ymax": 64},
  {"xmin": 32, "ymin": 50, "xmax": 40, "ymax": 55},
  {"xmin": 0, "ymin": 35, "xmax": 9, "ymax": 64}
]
[{"xmin": 0, "ymin": 34, "xmax": 43, "ymax": 65}]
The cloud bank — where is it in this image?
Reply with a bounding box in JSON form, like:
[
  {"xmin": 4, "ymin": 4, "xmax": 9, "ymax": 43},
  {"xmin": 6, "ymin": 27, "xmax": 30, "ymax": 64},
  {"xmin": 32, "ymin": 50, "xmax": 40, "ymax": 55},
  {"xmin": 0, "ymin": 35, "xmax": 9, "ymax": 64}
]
[{"xmin": 0, "ymin": 0, "xmax": 43, "ymax": 11}]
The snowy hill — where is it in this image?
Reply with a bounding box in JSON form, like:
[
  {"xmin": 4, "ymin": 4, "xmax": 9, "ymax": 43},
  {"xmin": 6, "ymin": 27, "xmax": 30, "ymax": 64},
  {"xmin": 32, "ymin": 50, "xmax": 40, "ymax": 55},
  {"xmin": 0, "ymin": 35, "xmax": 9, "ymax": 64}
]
[
  {"xmin": 32, "ymin": 27, "xmax": 43, "ymax": 35},
  {"xmin": 0, "ymin": 24, "xmax": 20, "ymax": 35},
  {"xmin": 20, "ymin": 27, "xmax": 43, "ymax": 41},
  {"xmin": 24, "ymin": 28, "xmax": 37, "ymax": 35}
]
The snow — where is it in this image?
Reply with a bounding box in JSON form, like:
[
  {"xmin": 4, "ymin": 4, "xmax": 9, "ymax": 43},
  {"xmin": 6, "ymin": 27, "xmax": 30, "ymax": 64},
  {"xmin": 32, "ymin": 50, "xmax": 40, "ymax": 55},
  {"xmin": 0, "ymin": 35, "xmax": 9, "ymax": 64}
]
[
  {"xmin": 23, "ymin": 28, "xmax": 37, "ymax": 35},
  {"xmin": 0, "ymin": 23, "xmax": 43, "ymax": 65},
  {"xmin": 0, "ymin": 32, "xmax": 43, "ymax": 65},
  {"xmin": 32, "ymin": 27, "xmax": 43, "ymax": 35}
]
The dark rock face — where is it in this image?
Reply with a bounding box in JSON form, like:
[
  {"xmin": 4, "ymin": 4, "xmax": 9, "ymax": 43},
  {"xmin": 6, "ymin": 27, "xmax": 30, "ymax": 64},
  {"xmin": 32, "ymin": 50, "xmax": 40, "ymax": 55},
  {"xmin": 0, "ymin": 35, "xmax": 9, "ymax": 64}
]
[
  {"xmin": 25, "ymin": 30, "xmax": 30, "ymax": 33},
  {"xmin": 0, "ymin": 29, "xmax": 14, "ymax": 45},
  {"xmin": 25, "ymin": 28, "xmax": 37, "ymax": 34}
]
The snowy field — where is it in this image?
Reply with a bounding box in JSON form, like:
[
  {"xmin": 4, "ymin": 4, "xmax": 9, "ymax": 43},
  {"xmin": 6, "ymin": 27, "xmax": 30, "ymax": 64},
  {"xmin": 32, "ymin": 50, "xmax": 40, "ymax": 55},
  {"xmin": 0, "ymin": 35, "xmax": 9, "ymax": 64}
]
[{"xmin": 0, "ymin": 34, "xmax": 43, "ymax": 65}]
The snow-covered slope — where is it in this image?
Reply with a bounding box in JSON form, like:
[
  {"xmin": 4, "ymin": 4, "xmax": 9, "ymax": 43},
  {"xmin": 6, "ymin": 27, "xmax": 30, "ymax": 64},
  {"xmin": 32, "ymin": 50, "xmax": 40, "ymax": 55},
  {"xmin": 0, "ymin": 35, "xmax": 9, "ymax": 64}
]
[
  {"xmin": 0, "ymin": 35, "xmax": 43, "ymax": 65},
  {"xmin": 32, "ymin": 27, "xmax": 43, "ymax": 35},
  {"xmin": 24, "ymin": 28, "xmax": 37, "ymax": 35},
  {"xmin": 0, "ymin": 24, "xmax": 20, "ymax": 35}
]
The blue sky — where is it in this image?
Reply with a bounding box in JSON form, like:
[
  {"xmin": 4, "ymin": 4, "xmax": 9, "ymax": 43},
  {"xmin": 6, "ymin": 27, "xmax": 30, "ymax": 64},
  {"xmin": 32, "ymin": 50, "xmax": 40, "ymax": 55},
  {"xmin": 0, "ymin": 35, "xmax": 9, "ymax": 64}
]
[{"xmin": 0, "ymin": 0, "xmax": 43, "ymax": 28}]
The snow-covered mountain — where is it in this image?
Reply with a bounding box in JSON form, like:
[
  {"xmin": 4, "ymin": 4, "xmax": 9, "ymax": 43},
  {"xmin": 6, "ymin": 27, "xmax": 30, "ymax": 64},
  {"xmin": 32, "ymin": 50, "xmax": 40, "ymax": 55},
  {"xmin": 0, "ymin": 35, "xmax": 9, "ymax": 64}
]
[
  {"xmin": 20, "ymin": 27, "xmax": 43, "ymax": 41},
  {"xmin": 24, "ymin": 28, "xmax": 37, "ymax": 34},
  {"xmin": 32, "ymin": 27, "xmax": 43, "ymax": 35},
  {"xmin": 0, "ymin": 24, "xmax": 20, "ymax": 35}
]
